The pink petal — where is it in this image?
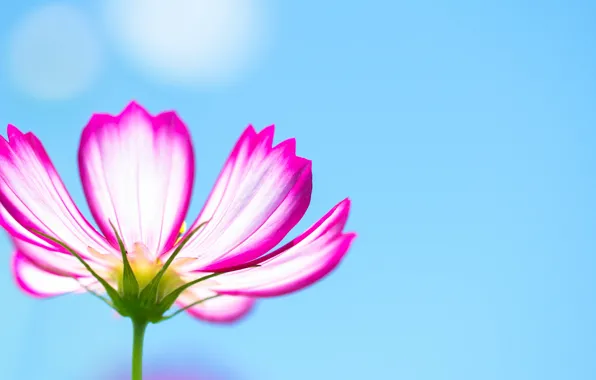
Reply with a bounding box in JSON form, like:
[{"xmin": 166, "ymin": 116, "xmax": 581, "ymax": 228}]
[
  {"xmin": 0, "ymin": 203, "xmax": 57, "ymax": 250},
  {"xmin": 0, "ymin": 126, "xmax": 117, "ymax": 261},
  {"xmin": 1, "ymin": 204, "xmax": 112, "ymax": 273},
  {"xmin": 11, "ymin": 235, "xmax": 90, "ymax": 278},
  {"xmin": 212, "ymin": 199, "xmax": 355, "ymax": 297},
  {"xmin": 79, "ymin": 101, "xmax": 194, "ymax": 257},
  {"xmin": 12, "ymin": 250, "xmax": 98, "ymax": 298},
  {"xmin": 171, "ymin": 125, "xmax": 312, "ymax": 271},
  {"xmin": 176, "ymin": 288, "xmax": 254, "ymax": 323}
]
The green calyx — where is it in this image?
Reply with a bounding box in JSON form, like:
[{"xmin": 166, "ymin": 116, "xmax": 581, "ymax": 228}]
[{"xmin": 32, "ymin": 221, "xmax": 219, "ymax": 324}]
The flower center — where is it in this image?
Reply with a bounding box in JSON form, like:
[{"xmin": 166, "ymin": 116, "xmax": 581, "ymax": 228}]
[
  {"xmin": 127, "ymin": 243, "xmax": 185, "ymax": 298},
  {"xmin": 78, "ymin": 220, "xmax": 213, "ymax": 322},
  {"xmin": 91, "ymin": 242, "xmax": 184, "ymax": 300}
]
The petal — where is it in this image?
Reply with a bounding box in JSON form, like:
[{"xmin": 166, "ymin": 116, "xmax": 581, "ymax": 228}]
[
  {"xmin": 12, "ymin": 250, "xmax": 98, "ymax": 298},
  {"xmin": 79, "ymin": 101, "xmax": 194, "ymax": 257},
  {"xmin": 176, "ymin": 288, "xmax": 254, "ymax": 323},
  {"xmin": 212, "ymin": 199, "xmax": 355, "ymax": 297},
  {"xmin": 1, "ymin": 203, "xmax": 114, "ymax": 273},
  {"xmin": 0, "ymin": 125, "xmax": 117, "ymax": 261},
  {"xmin": 0, "ymin": 202, "xmax": 56, "ymax": 250},
  {"xmin": 11, "ymin": 235, "xmax": 90, "ymax": 278},
  {"xmin": 172, "ymin": 125, "xmax": 312, "ymax": 271}
]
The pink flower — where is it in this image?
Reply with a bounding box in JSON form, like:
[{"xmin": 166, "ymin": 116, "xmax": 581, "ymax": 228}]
[{"xmin": 2, "ymin": 101, "xmax": 355, "ymax": 323}]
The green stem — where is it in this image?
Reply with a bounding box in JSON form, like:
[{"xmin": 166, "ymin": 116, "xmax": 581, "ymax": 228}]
[{"xmin": 132, "ymin": 319, "xmax": 148, "ymax": 380}]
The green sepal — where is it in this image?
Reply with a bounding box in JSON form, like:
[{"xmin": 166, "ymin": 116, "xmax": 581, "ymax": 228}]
[
  {"xmin": 148, "ymin": 264, "xmax": 261, "ymax": 322},
  {"xmin": 139, "ymin": 221, "xmax": 208, "ymax": 307},
  {"xmin": 159, "ymin": 294, "xmax": 220, "ymax": 322},
  {"xmin": 150, "ymin": 272, "xmax": 222, "ymax": 321},
  {"xmin": 108, "ymin": 220, "xmax": 139, "ymax": 299},
  {"xmin": 77, "ymin": 279, "xmax": 118, "ymax": 310},
  {"xmin": 31, "ymin": 230, "xmax": 127, "ymax": 313}
]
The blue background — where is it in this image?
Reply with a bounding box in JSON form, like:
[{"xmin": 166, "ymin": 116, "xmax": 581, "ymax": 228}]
[{"xmin": 1, "ymin": 1, "xmax": 595, "ymax": 379}]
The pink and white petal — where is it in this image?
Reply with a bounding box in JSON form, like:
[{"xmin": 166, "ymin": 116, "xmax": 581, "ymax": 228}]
[
  {"xmin": 79, "ymin": 102, "xmax": 194, "ymax": 257},
  {"xmin": 176, "ymin": 288, "xmax": 254, "ymax": 323},
  {"xmin": 11, "ymin": 236, "xmax": 91, "ymax": 278},
  {"xmin": 12, "ymin": 250, "xmax": 99, "ymax": 298},
  {"xmin": 0, "ymin": 126, "xmax": 117, "ymax": 261},
  {"xmin": 0, "ymin": 203, "xmax": 55, "ymax": 251},
  {"xmin": 200, "ymin": 162, "xmax": 312, "ymax": 271},
  {"xmin": 172, "ymin": 125, "xmax": 312, "ymax": 271},
  {"xmin": 1, "ymin": 203, "xmax": 113, "ymax": 274},
  {"xmin": 212, "ymin": 199, "xmax": 355, "ymax": 297}
]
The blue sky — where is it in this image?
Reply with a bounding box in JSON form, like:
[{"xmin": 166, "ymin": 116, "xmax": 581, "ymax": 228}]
[{"xmin": 0, "ymin": 1, "xmax": 595, "ymax": 379}]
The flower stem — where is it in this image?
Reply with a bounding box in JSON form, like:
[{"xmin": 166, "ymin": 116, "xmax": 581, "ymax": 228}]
[{"xmin": 132, "ymin": 319, "xmax": 148, "ymax": 380}]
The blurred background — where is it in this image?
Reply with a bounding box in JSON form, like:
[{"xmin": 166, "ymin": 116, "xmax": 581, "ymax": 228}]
[
  {"xmin": 0, "ymin": 0, "xmax": 595, "ymax": 379},
  {"xmin": 107, "ymin": 351, "xmax": 242, "ymax": 380}
]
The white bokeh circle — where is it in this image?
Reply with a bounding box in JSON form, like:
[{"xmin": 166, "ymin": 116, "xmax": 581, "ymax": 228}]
[
  {"xmin": 103, "ymin": 0, "xmax": 267, "ymax": 86},
  {"xmin": 8, "ymin": 4, "xmax": 102, "ymax": 100}
]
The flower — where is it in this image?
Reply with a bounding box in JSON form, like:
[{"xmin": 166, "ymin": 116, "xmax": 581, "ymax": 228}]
[{"xmin": 2, "ymin": 101, "xmax": 355, "ymax": 323}]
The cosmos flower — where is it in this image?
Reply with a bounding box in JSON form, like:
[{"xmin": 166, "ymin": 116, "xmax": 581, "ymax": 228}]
[{"xmin": 2, "ymin": 101, "xmax": 355, "ymax": 324}]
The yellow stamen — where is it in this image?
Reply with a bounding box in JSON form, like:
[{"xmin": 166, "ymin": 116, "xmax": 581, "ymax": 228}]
[
  {"xmin": 106, "ymin": 242, "xmax": 184, "ymax": 298},
  {"xmin": 175, "ymin": 221, "xmax": 187, "ymax": 245}
]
